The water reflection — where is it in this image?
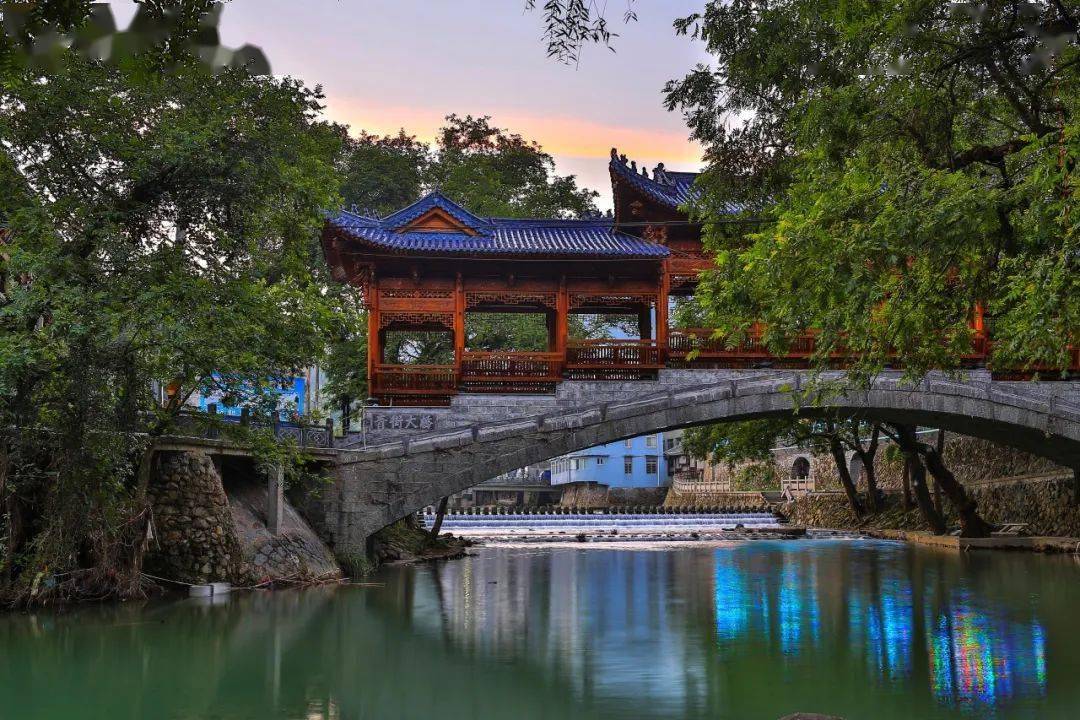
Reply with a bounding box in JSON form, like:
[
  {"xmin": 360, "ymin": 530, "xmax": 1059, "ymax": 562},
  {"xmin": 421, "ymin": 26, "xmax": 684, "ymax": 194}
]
[
  {"xmin": 926, "ymin": 589, "xmax": 1047, "ymax": 712},
  {"xmin": 0, "ymin": 541, "xmax": 1076, "ymax": 720}
]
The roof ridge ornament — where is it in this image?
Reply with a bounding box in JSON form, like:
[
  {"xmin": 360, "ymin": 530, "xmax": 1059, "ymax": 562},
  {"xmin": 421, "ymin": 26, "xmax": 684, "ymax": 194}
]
[{"xmin": 653, "ymin": 162, "xmax": 671, "ymax": 186}]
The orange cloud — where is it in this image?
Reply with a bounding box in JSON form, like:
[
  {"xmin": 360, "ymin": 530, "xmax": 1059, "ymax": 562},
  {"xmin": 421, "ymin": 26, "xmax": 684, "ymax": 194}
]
[{"xmin": 324, "ymin": 98, "xmax": 704, "ymax": 169}]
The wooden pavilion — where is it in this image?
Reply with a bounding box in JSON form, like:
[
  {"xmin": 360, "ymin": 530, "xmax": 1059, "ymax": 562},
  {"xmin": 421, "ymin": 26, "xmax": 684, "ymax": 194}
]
[
  {"xmin": 322, "ymin": 149, "xmax": 729, "ymax": 405},
  {"xmin": 322, "ymin": 149, "xmax": 1004, "ymax": 406}
]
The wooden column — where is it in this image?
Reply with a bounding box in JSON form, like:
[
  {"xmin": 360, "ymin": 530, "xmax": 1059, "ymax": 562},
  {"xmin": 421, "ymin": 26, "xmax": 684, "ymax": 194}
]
[
  {"xmin": 453, "ymin": 272, "xmax": 465, "ymax": 381},
  {"xmin": 556, "ymin": 275, "xmax": 569, "ymax": 370},
  {"xmin": 657, "ymin": 260, "xmax": 670, "ymax": 362},
  {"xmin": 367, "ymin": 269, "xmax": 380, "ymax": 397}
]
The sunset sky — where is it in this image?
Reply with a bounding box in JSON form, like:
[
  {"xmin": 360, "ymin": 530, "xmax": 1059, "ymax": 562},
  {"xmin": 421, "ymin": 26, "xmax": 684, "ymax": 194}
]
[{"xmin": 112, "ymin": 1, "xmax": 712, "ymax": 209}]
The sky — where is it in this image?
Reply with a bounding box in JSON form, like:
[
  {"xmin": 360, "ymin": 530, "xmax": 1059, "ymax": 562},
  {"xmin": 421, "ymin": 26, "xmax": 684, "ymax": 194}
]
[{"xmin": 111, "ymin": 1, "xmax": 713, "ymax": 210}]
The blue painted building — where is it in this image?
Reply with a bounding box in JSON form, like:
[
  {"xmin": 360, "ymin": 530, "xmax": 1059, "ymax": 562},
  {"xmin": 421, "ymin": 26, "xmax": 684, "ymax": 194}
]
[
  {"xmin": 549, "ymin": 432, "xmax": 673, "ymax": 489},
  {"xmin": 192, "ymin": 376, "xmax": 309, "ymax": 417}
]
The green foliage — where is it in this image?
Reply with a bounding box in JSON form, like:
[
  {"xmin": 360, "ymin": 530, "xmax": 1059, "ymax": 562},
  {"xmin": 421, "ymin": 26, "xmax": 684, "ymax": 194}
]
[
  {"xmin": 430, "ymin": 114, "xmax": 599, "ymax": 219},
  {"xmin": 682, "ymin": 419, "xmax": 794, "ymax": 465},
  {"xmin": 340, "ymin": 114, "xmax": 600, "ymax": 220},
  {"xmin": 524, "ymin": 0, "xmax": 638, "ymax": 64},
  {"xmin": 731, "ymin": 462, "xmax": 779, "ymax": 492},
  {"xmin": 338, "ymin": 130, "xmax": 429, "ymax": 217},
  {"xmin": 320, "ymin": 302, "xmax": 368, "ymax": 414},
  {"xmin": 666, "ymin": 0, "xmax": 1079, "ymax": 380},
  {"xmin": 0, "ymin": 52, "xmax": 347, "ymax": 598}
]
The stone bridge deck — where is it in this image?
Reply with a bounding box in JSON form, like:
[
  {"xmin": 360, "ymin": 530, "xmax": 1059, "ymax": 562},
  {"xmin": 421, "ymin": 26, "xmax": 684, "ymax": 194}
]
[{"xmin": 322, "ymin": 370, "xmax": 1080, "ymax": 555}]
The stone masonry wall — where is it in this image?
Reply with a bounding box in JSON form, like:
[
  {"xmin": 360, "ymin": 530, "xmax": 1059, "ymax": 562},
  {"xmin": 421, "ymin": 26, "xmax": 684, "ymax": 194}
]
[
  {"xmin": 556, "ymin": 484, "xmax": 668, "ymax": 508},
  {"xmin": 228, "ymin": 479, "xmax": 341, "ymax": 582},
  {"xmin": 146, "ymin": 451, "xmax": 248, "ymax": 584},
  {"xmin": 664, "ymin": 488, "xmax": 771, "ymax": 510},
  {"xmin": 785, "ymin": 473, "xmax": 1080, "ymax": 537},
  {"xmin": 811, "ymin": 434, "xmax": 1064, "ymax": 492}
]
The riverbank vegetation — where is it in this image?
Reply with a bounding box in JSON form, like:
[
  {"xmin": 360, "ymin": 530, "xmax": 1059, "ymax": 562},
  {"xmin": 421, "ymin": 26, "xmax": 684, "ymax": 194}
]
[
  {"xmin": 666, "ymin": 0, "xmax": 1078, "ymax": 381},
  {"xmin": 0, "ymin": 48, "xmax": 352, "ymax": 604},
  {"xmin": 673, "ymin": 1, "xmax": 1077, "ymax": 538},
  {"xmin": 0, "ymin": 6, "xmax": 616, "ymax": 603}
]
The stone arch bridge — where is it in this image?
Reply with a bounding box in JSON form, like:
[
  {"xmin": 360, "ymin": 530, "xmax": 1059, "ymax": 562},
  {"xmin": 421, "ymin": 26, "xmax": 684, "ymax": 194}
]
[{"xmin": 320, "ymin": 370, "xmax": 1080, "ymax": 554}]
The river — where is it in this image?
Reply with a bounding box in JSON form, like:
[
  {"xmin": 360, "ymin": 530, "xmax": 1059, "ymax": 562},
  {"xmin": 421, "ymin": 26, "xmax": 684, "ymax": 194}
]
[{"xmin": 2, "ymin": 539, "xmax": 1078, "ymax": 719}]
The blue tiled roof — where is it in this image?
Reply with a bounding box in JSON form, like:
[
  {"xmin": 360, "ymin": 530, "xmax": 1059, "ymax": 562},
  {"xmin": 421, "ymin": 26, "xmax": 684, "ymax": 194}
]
[
  {"xmin": 327, "ymin": 194, "xmax": 670, "ymax": 258},
  {"xmin": 609, "ymin": 153, "xmax": 700, "ymax": 210},
  {"xmin": 381, "ymin": 191, "xmax": 494, "ymax": 234}
]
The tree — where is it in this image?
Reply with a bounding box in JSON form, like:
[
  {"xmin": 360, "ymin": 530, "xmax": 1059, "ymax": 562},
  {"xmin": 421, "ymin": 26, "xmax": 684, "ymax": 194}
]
[
  {"xmin": 338, "ymin": 130, "xmax": 429, "ymax": 217},
  {"xmin": 666, "ymin": 1, "xmax": 1079, "ymax": 381},
  {"xmin": 884, "ymin": 424, "xmax": 992, "ymax": 537},
  {"xmin": 0, "ymin": 53, "xmax": 346, "ymax": 601},
  {"xmin": 681, "ymin": 415, "xmax": 885, "ymax": 517},
  {"xmin": 431, "ymin": 114, "xmax": 600, "ymax": 219}
]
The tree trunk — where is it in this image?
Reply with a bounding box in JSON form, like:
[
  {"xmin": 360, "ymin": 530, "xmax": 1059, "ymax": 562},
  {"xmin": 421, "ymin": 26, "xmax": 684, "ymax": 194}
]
[
  {"xmin": 901, "ymin": 459, "xmax": 914, "ymax": 510},
  {"xmin": 427, "ymin": 496, "xmax": 449, "ymax": 542},
  {"xmin": 0, "ymin": 440, "xmax": 9, "ymax": 585},
  {"xmin": 861, "ymin": 425, "xmax": 883, "ymax": 513},
  {"xmin": 124, "ymin": 441, "xmax": 159, "ymax": 590},
  {"xmin": 893, "ymin": 425, "xmax": 946, "ymax": 534},
  {"xmin": 0, "ymin": 439, "xmax": 7, "ymax": 520},
  {"xmin": 921, "ymin": 445, "xmax": 992, "ymax": 538},
  {"xmin": 931, "ymin": 429, "xmax": 945, "ymax": 515},
  {"xmin": 829, "ymin": 435, "xmax": 864, "ymax": 518},
  {"xmin": 906, "ymin": 453, "xmax": 948, "ymax": 535}
]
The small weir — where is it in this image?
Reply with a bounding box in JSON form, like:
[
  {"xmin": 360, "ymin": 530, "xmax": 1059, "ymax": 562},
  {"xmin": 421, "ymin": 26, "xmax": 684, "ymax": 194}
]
[{"xmin": 422, "ymin": 509, "xmax": 785, "ymax": 537}]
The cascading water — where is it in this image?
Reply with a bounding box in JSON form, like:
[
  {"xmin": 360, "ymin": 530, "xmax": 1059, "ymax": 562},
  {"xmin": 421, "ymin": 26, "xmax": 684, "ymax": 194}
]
[{"xmin": 423, "ymin": 510, "xmax": 782, "ymax": 533}]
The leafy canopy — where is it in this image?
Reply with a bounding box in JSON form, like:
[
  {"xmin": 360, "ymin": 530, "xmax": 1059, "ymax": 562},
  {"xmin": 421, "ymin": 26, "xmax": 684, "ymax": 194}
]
[
  {"xmin": 0, "ymin": 53, "xmax": 346, "ymax": 592},
  {"xmin": 666, "ymin": 0, "xmax": 1079, "ymax": 379}
]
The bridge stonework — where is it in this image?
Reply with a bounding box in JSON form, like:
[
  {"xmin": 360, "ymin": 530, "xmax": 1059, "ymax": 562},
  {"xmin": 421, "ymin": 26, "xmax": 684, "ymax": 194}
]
[{"xmin": 321, "ymin": 370, "xmax": 1080, "ymax": 555}]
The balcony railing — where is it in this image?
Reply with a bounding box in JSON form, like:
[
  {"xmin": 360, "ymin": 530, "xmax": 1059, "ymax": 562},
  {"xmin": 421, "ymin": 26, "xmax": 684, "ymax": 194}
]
[
  {"xmin": 373, "ymin": 364, "xmax": 457, "ymax": 394},
  {"xmin": 460, "ymin": 351, "xmax": 562, "ymax": 381},
  {"xmin": 565, "ymin": 339, "xmax": 662, "ymax": 368}
]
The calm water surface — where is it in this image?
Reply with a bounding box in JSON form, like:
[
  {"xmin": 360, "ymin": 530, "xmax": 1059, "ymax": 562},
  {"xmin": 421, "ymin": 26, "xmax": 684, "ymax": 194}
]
[{"xmin": 2, "ymin": 540, "xmax": 1079, "ymax": 719}]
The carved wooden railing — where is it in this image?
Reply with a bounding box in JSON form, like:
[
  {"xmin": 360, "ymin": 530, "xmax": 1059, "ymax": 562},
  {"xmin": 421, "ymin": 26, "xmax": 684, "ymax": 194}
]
[
  {"xmin": 669, "ymin": 328, "xmax": 1000, "ymax": 368},
  {"xmin": 373, "ymin": 364, "xmax": 457, "ymax": 394},
  {"xmin": 565, "ymin": 339, "xmax": 662, "ymax": 368},
  {"xmin": 460, "ymin": 351, "xmax": 562, "ymax": 381},
  {"xmin": 669, "ymin": 328, "xmax": 817, "ymax": 361}
]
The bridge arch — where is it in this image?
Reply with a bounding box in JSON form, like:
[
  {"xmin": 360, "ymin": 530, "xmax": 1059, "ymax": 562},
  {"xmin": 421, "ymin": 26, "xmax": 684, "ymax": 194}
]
[{"xmin": 324, "ymin": 372, "xmax": 1080, "ymax": 553}]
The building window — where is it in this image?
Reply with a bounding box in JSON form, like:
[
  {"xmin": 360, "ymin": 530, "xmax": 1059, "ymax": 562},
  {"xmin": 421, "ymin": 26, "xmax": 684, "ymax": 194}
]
[
  {"xmin": 624, "ymin": 456, "xmax": 633, "ymax": 474},
  {"xmin": 572, "ymin": 458, "xmax": 584, "ymax": 471},
  {"xmin": 596, "ymin": 457, "xmax": 606, "ymax": 466},
  {"xmin": 646, "ymin": 435, "xmax": 657, "ymax": 448},
  {"xmin": 645, "ymin": 456, "xmax": 658, "ymax": 474},
  {"xmin": 624, "ymin": 438, "xmax": 633, "ymax": 448}
]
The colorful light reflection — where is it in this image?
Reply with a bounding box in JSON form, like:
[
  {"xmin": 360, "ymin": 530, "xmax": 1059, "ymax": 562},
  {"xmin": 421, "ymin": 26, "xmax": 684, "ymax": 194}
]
[
  {"xmin": 926, "ymin": 590, "xmax": 1047, "ymax": 712},
  {"xmin": 712, "ymin": 545, "xmax": 1048, "ymax": 714}
]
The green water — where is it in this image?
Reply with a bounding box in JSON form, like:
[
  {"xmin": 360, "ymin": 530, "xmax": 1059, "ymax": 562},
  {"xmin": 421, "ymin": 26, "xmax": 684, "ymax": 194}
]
[{"xmin": 2, "ymin": 539, "xmax": 1079, "ymax": 719}]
